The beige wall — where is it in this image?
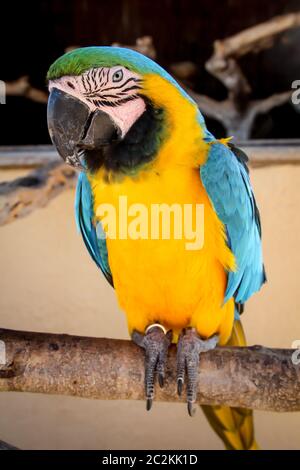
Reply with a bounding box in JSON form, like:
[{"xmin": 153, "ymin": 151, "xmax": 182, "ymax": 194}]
[{"xmin": 0, "ymin": 164, "xmax": 299, "ymax": 450}]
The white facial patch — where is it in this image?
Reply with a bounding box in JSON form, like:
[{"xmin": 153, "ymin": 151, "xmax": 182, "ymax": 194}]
[{"xmin": 48, "ymin": 66, "xmax": 146, "ymax": 137}]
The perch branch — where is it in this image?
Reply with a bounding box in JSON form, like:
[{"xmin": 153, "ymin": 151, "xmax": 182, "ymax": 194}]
[
  {"xmin": 0, "ymin": 162, "xmax": 76, "ymax": 226},
  {"xmin": 0, "ymin": 328, "xmax": 299, "ymax": 412}
]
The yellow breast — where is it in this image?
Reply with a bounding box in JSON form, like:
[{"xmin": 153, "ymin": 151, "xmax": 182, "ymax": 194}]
[{"xmin": 90, "ymin": 165, "xmax": 235, "ymax": 343}]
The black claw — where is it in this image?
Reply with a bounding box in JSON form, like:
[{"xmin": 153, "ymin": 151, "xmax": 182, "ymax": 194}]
[
  {"xmin": 187, "ymin": 401, "xmax": 196, "ymax": 417},
  {"xmin": 132, "ymin": 326, "xmax": 172, "ymax": 410},
  {"xmin": 177, "ymin": 378, "xmax": 183, "ymax": 396},
  {"xmin": 176, "ymin": 330, "xmax": 219, "ymax": 416},
  {"xmin": 146, "ymin": 398, "xmax": 153, "ymax": 411},
  {"xmin": 158, "ymin": 373, "xmax": 164, "ymax": 388}
]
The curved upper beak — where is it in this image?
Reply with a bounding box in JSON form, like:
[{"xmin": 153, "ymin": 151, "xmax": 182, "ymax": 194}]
[{"xmin": 47, "ymin": 88, "xmax": 121, "ymax": 169}]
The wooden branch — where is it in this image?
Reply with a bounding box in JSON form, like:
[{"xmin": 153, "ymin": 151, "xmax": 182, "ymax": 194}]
[
  {"xmin": 0, "ymin": 162, "xmax": 76, "ymax": 226},
  {"xmin": 5, "ymin": 76, "xmax": 48, "ymax": 104},
  {"xmin": 0, "ymin": 328, "xmax": 299, "ymax": 412},
  {"xmin": 206, "ymin": 58, "xmax": 252, "ymax": 100},
  {"xmin": 202, "ymin": 12, "xmax": 300, "ymax": 135},
  {"xmin": 183, "ymin": 81, "xmax": 293, "ymax": 139},
  {"xmin": 251, "ymin": 90, "xmax": 293, "ymax": 115},
  {"xmin": 211, "ymin": 12, "xmax": 300, "ymax": 61}
]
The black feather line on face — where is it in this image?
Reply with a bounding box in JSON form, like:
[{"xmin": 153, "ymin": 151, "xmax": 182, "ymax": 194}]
[
  {"xmin": 91, "ymin": 69, "xmax": 97, "ymax": 87},
  {"xmin": 101, "ymin": 77, "xmax": 141, "ymax": 93},
  {"xmin": 87, "ymin": 70, "xmax": 93, "ymax": 94},
  {"xmin": 97, "ymin": 93, "xmax": 123, "ymax": 100},
  {"xmin": 89, "ymin": 87, "xmax": 140, "ymax": 101},
  {"xmin": 118, "ymin": 85, "xmax": 141, "ymax": 94},
  {"xmin": 81, "ymin": 74, "xmax": 89, "ymax": 93},
  {"xmin": 83, "ymin": 77, "xmax": 141, "ymax": 98},
  {"xmin": 104, "ymin": 69, "xmax": 109, "ymax": 87},
  {"xmin": 90, "ymin": 95, "xmax": 139, "ymax": 108}
]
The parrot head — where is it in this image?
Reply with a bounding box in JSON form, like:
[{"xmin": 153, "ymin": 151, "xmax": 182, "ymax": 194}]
[{"xmin": 47, "ymin": 46, "xmax": 205, "ymax": 174}]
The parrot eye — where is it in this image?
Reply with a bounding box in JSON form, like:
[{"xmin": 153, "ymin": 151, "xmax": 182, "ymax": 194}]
[{"xmin": 112, "ymin": 69, "xmax": 123, "ymax": 82}]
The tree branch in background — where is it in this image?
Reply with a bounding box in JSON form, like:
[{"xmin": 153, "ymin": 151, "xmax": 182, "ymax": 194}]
[
  {"xmin": 182, "ymin": 84, "xmax": 294, "ymax": 141},
  {"xmin": 5, "ymin": 76, "xmax": 48, "ymax": 104},
  {"xmin": 205, "ymin": 12, "xmax": 300, "ymax": 95},
  {"xmin": 0, "ymin": 162, "xmax": 76, "ymax": 226},
  {"xmin": 200, "ymin": 13, "xmax": 300, "ymax": 138},
  {"xmin": 210, "ymin": 12, "xmax": 300, "ymax": 60},
  {"xmin": 0, "ymin": 328, "xmax": 299, "ymax": 412}
]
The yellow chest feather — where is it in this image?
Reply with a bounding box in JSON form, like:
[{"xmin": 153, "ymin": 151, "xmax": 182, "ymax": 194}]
[{"xmin": 90, "ymin": 165, "xmax": 235, "ymax": 343}]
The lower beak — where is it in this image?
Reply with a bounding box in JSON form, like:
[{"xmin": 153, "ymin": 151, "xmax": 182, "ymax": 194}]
[{"xmin": 47, "ymin": 88, "xmax": 120, "ymax": 169}]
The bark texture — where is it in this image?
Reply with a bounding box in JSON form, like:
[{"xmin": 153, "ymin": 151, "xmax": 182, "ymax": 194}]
[{"xmin": 0, "ymin": 328, "xmax": 299, "ymax": 412}]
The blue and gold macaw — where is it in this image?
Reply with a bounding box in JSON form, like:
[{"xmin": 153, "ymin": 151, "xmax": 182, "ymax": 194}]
[{"xmin": 47, "ymin": 47, "xmax": 266, "ymax": 450}]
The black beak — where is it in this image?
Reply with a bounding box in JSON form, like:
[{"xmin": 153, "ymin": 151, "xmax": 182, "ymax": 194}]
[{"xmin": 47, "ymin": 88, "xmax": 121, "ymax": 170}]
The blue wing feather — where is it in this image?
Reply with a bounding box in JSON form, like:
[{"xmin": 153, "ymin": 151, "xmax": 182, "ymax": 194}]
[
  {"xmin": 200, "ymin": 140, "xmax": 265, "ymax": 305},
  {"xmin": 75, "ymin": 172, "xmax": 113, "ymax": 286}
]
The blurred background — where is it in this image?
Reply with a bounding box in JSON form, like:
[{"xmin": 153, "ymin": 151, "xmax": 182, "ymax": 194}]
[
  {"xmin": 1, "ymin": 0, "xmax": 300, "ymax": 143},
  {"xmin": 0, "ymin": 0, "xmax": 300, "ymax": 450}
]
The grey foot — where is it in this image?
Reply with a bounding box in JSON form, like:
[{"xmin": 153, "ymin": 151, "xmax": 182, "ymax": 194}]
[
  {"xmin": 176, "ymin": 328, "xmax": 218, "ymax": 416},
  {"xmin": 132, "ymin": 325, "xmax": 172, "ymax": 411}
]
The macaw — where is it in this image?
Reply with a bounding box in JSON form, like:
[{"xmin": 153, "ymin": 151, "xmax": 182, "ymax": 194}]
[{"xmin": 47, "ymin": 46, "xmax": 266, "ymax": 450}]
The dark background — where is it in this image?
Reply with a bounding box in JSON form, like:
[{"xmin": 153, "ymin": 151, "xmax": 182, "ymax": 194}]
[{"xmin": 1, "ymin": 0, "xmax": 300, "ymax": 144}]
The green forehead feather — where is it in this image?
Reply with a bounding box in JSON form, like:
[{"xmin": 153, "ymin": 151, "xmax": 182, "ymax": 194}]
[{"xmin": 47, "ymin": 46, "xmax": 166, "ymax": 81}]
